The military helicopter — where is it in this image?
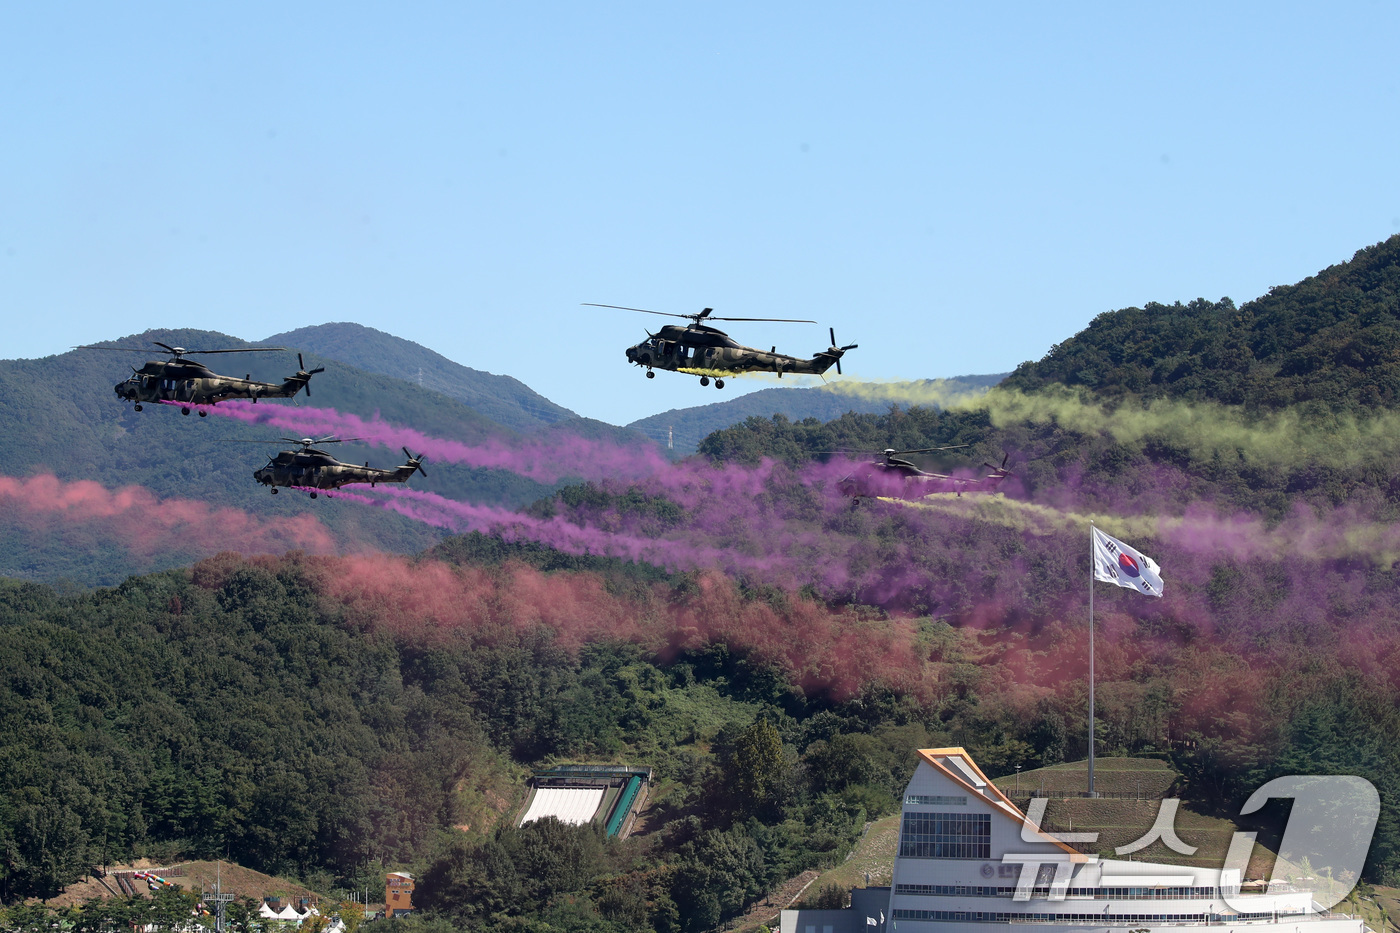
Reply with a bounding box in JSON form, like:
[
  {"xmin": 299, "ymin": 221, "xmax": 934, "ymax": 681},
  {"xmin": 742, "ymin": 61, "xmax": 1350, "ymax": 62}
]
[
  {"xmin": 74, "ymin": 341, "xmax": 325, "ymax": 415},
  {"xmin": 837, "ymin": 447, "xmax": 1015, "ymax": 500},
  {"xmin": 250, "ymin": 436, "xmax": 427, "ymax": 498},
  {"xmin": 587, "ymin": 303, "xmax": 857, "ymax": 389}
]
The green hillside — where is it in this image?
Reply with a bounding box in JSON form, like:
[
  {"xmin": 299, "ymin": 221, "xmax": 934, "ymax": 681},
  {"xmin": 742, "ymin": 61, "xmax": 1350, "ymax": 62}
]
[
  {"xmin": 264, "ymin": 322, "xmax": 577, "ymax": 431},
  {"xmin": 628, "ymin": 374, "xmax": 1005, "ymax": 455},
  {"xmin": 693, "ymin": 237, "xmax": 1400, "ymax": 519},
  {"xmin": 1003, "ymin": 234, "xmax": 1400, "ymax": 412},
  {"xmin": 0, "ymin": 553, "xmax": 942, "ymax": 929}
]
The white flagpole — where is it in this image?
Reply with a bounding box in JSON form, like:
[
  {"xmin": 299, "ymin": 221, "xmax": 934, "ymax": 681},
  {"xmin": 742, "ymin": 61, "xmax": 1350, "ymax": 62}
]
[{"xmin": 1088, "ymin": 522, "xmax": 1096, "ymax": 798}]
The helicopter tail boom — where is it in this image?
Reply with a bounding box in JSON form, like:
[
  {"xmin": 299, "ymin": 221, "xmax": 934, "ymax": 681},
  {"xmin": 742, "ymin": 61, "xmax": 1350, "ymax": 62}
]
[{"xmin": 278, "ymin": 354, "xmax": 326, "ymax": 398}]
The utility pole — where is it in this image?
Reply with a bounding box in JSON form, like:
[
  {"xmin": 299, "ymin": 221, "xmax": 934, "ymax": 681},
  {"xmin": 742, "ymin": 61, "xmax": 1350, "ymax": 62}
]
[{"xmin": 204, "ymin": 861, "xmax": 234, "ymax": 933}]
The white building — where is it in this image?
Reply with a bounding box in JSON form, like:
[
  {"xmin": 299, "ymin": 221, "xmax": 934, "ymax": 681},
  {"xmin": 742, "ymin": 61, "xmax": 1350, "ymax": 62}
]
[{"xmin": 784, "ymin": 747, "xmax": 1368, "ymax": 933}]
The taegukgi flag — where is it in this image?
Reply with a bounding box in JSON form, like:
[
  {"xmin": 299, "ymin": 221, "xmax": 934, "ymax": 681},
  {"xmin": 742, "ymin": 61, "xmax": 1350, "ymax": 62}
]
[{"xmin": 1092, "ymin": 527, "xmax": 1163, "ymax": 597}]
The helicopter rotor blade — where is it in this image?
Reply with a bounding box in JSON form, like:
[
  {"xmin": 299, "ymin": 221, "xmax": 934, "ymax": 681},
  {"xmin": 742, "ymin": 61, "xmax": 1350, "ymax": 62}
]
[
  {"xmin": 179, "ymin": 347, "xmax": 288, "ymax": 354},
  {"xmin": 73, "ymin": 345, "xmax": 157, "ymax": 353},
  {"xmin": 703, "ymin": 315, "xmax": 818, "ymax": 323},
  {"xmin": 585, "ymin": 302, "xmax": 817, "ymax": 325},
  {"xmin": 584, "ymin": 303, "xmax": 693, "ymax": 319},
  {"xmin": 893, "ymin": 445, "xmax": 970, "ymax": 455}
]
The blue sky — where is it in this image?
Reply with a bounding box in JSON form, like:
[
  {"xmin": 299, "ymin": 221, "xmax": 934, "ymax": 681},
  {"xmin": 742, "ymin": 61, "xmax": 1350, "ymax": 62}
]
[{"xmin": 2, "ymin": 3, "xmax": 1397, "ymax": 425}]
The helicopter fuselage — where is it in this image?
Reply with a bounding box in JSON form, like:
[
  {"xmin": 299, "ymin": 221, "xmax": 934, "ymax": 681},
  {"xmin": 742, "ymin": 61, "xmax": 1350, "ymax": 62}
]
[
  {"xmin": 114, "ymin": 360, "xmax": 316, "ymax": 412},
  {"xmin": 624, "ymin": 324, "xmax": 847, "ymax": 386},
  {"xmin": 253, "ymin": 449, "xmax": 421, "ymax": 492},
  {"xmin": 837, "ymin": 460, "xmax": 1011, "ymax": 500}
]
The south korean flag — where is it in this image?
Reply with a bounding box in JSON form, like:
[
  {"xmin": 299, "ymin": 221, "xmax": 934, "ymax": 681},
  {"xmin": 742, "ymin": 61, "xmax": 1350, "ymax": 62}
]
[{"xmin": 1092, "ymin": 526, "xmax": 1164, "ymax": 597}]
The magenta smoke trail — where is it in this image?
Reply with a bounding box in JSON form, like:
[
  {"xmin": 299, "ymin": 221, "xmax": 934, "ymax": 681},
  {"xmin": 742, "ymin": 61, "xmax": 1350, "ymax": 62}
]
[
  {"xmin": 177, "ymin": 400, "xmax": 672, "ymax": 484},
  {"xmin": 324, "ymin": 485, "xmax": 797, "ymax": 579},
  {"xmin": 181, "ymin": 399, "xmax": 831, "ymax": 509}
]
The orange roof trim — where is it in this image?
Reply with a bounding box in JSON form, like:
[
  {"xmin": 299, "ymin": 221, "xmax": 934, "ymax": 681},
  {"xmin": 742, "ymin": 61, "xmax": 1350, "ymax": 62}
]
[{"xmin": 916, "ymin": 747, "xmax": 1084, "ymax": 859}]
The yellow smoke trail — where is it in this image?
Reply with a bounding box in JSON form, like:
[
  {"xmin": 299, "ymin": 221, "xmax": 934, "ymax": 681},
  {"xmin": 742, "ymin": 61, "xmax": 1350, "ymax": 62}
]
[
  {"xmin": 898, "ymin": 493, "xmax": 1400, "ymax": 565},
  {"xmin": 822, "ymin": 380, "xmax": 1400, "ymax": 470},
  {"xmin": 823, "ymin": 377, "xmax": 995, "ymax": 409},
  {"xmin": 970, "ymin": 386, "xmax": 1400, "ymax": 469},
  {"xmin": 898, "ymin": 494, "xmax": 1161, "ymax": 540}
]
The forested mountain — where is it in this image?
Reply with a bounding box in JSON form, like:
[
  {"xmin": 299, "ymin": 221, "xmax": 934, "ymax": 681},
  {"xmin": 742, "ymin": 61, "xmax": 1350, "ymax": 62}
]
[
  {"xmin": 263, "ymin": 323, "xmax": 577, "ymax": 431},
  {"xmin": 698, "ymin": 238, "xmax": 1400, "ymax": 521},
  {"xmin": 6, "ymin": 516, "xmax": 1400, "ymax": 930},
  {"xmin": 626, "ymin": 373, "xmax": 1005, "ymax": 455},
  {"xmin": 0, "ymin": 548, "xmax": 943, "ymax": 929},
  {"xmin": 9, "ymin": 238, "xmax": 1400, "ymax": 931},
  {"xmin": 1003, "ymin": 235, "xmax": 1400, "ymax": 411}
]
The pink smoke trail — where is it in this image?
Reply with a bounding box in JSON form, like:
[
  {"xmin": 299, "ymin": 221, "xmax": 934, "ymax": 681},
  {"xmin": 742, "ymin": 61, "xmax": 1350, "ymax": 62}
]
[
  {"xmin": 176, "ymin": 400, "xmax": 672, "ymax": 484},
  {"xmin": 0, "ymin": 473, "xmax": 338, "ymax": 558},
  {"xmin": 325, "ymin": 484, "xmax": 796, "ymax": 579}
]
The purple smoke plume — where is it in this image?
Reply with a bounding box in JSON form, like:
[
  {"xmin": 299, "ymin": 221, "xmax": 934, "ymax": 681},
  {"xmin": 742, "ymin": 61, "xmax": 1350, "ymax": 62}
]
[
  {"xmin": 194, "ymin": 400, "xmax": 1400, "ymax": 644},
  {"xmin": 178, "ymin": 400, "xmax": 670, "ymax": 484}
]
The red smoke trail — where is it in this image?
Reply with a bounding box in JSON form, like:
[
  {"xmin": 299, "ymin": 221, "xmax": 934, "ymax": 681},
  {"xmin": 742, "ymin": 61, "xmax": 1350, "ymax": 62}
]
[
  {"xmin": 284, "ymin": 551, "xmax": 931, "ymax": 701},
  {"xmin": 0, "ymin": 473, "xmax": 337, "ymax": 558}
]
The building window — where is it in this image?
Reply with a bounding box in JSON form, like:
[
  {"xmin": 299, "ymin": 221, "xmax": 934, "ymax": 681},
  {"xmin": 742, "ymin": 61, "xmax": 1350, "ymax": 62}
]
[
  {"xmin": 904, "ymin": 795, "xmax": 969, "ymax": 806},
  {"xmin": 899, "ymin": 811, "xmax": 991, "ymax": 859}
]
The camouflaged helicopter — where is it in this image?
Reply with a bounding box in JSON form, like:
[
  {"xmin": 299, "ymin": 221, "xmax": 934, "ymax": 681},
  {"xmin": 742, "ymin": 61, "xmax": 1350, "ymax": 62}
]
[
  {"xmin": 74, "ymin": 341, "xmax": 325, "ymax": 415},
  {"xmin": 251, "ymin": 436, "xmax": 427, "ymax": 498},
  {"xmin": 837, "ymin": 447, "xmax": 1014, "ymax": 501},
  {"xmin": 587, "ymin": 303, "xmax": 857, "ymax": 388}
]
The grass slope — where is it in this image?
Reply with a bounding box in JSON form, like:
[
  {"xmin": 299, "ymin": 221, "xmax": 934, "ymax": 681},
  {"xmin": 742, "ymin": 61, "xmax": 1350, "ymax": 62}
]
[{"xmin": 43, "ymin": 860, "xmax": 321, "ymax": 910}]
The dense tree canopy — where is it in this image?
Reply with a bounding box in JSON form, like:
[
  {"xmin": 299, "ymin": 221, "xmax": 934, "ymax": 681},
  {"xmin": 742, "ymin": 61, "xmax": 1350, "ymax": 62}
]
[{"xmin": 1003, "ymin": 236, "xmax": 1400, "ymax": 413}]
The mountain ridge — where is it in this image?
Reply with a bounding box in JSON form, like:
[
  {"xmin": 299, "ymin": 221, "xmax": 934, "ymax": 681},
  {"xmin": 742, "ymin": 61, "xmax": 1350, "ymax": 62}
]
[
  {"xmin": 0, "ymin": 327, "xmax": 562, "ymax": 584},
  {"xmin": 626, "ymin": 374, "xmax": 1006, "ymax": 455},
  {"xmin": 261, "ymin": 321, "xmax": 578, "ymax": 431},
  {"xmin": 1003, "ymin": 234, "xmax": 1400, "ymax": 412}
]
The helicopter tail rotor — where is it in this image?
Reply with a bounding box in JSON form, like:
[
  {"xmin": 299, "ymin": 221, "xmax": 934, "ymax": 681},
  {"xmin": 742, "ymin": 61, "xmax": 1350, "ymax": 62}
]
[
  {"xmin": 821, "ymin": 327, "xmax": 859, "ymax": 375},
  {"xmin": 981, "ymin": 453, "xmax": 1014, "ymax": 476},
  {"xmin": 403, "ymin": 447, "xmax": 427, "ymax": 477},
  {"xmin": 294, "ymin": 354, "xmax": 326, "ymax": 396}
]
